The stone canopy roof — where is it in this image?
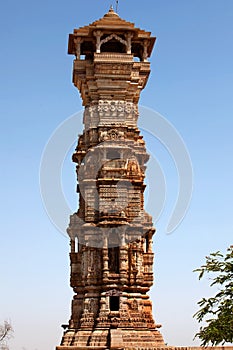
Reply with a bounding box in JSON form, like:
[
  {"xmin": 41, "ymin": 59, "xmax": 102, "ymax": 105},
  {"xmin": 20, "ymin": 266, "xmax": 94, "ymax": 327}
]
[{"xmin": 68, "ymin": 7, "xmax": 156, "ymax": 58}]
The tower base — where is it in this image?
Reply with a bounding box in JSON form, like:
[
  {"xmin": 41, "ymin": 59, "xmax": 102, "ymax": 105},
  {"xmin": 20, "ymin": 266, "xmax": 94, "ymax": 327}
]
[
  {"xmin": 56, "ymin": 347, "xmax": 233, "ymax": 350},
  {"xmin": 57, "ymin": 326, "xmax": 164, "ymax": 350}
]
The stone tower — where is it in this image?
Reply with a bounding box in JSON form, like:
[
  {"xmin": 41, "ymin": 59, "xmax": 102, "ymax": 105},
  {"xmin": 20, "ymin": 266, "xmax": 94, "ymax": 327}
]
[{"xmin": 56, "ymin": 7, "xmax": 165, "ymax": 350}]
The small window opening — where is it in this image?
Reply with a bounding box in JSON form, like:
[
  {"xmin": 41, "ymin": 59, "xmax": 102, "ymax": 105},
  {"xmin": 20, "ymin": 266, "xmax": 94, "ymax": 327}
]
[
  {"xmin": 110, "ymin": 296, "xmax": 120, "ymax": 311},
  {"xmin": 146, "ymin": 236, "xmax": 149, "ymax": 253},
  {"xmin": 108, "ymin": 247, "xmax": 120, "ymax": 273}
]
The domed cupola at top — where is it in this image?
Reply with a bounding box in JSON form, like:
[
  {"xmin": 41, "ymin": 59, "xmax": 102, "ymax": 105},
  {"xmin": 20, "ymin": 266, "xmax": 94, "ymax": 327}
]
[{"xmin": 67, "ymin": 6, "xmax": 156, "ymax": 106}]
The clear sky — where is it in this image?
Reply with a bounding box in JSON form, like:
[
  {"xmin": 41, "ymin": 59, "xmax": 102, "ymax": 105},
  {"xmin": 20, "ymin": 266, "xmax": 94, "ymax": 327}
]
[{"xmin": 0, "ymin": 1, "xmax": 233, "ymax": 349}]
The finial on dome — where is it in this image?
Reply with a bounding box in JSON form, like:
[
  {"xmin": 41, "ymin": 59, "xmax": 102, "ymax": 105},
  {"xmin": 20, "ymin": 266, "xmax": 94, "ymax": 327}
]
[
  {"xmin": 109, "ymin": 1, "xmax": 118, "ymax": 13},
  {"xmin": 104, "ymin": 5, "xmax": 119, "ymax": 18}
]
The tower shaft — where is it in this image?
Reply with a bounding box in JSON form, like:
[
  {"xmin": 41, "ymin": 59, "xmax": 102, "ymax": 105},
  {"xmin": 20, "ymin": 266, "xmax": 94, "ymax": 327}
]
[{"xmin": 57, "ymin": 8, "xmax": 164, "ymax": 350}]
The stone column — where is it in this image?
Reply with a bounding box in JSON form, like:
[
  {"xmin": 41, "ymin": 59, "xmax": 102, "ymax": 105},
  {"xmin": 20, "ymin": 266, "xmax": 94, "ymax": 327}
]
[
  {"xmin": 70, "ymin": 235, "xmax": 75, "ymax": 253},
  {"xmin": 102, "ymin": 234, "xmax": 109, "ymax": 282},
  {"xmin": 147, "ymin": 231, "xmax": 153, "ymax": 253},
  {"xmin": 125, "ymin": 32, "xmax": 133, "ymax": 54},
  {"xmin": 74, "ymin": 37, "xmax": 82, "ymax": 59},
  {"xmin": 93, "ymin": 30, "xmax": 102, "ymax": 53},
  {"xmin": 143, "ymin": 39, "xmax": 149, "ymax": 61}
]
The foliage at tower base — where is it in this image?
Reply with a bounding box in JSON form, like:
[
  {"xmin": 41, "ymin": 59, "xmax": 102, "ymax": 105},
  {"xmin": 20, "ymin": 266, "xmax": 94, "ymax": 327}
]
[{"xmin": 194, "ymin": 246, "xmax": 233, "ymax": 346}]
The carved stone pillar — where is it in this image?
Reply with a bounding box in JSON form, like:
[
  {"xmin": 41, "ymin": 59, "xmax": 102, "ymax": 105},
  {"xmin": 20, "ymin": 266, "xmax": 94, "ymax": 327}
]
[
  {"xmin": 74, "ymin": 37, "xmax": 82, "ymax": 59},
  {"xmin": 125, "ymin": 32, "xmax": 133, "ymax": 54},
  {"xmin": 93, "ymin": 30, "xmax": 102, "ymax": 53},
  {"xmin": 143, "ymin": 39, "xmax": 149, "ymax": 61}
]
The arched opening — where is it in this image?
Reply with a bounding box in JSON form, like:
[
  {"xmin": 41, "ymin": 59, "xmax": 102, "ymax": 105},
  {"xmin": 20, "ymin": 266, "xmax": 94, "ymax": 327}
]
[
  {"xmin": 131, "ymin": 42, "xmax": 143, "ymax": 61},
  {"xmin": 101, "ymin": 40, "xmax": 125, "ymax": 53},
  {"xmin": 80, "ymin": 41, "xmax": 95, "ymax": 60},
  {"xmin": 99, "ymin": 34, "xmax": 127, "ymax": 54}
]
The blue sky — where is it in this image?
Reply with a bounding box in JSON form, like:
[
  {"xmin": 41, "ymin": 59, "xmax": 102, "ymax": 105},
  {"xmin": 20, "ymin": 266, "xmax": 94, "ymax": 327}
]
[{"xmin": 1, "ymin": 0, "xmax": 233, "ymax": 349}]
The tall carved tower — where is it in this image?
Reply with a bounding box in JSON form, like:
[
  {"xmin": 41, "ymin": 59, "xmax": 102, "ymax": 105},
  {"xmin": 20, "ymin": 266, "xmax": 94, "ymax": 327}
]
[{"xmin": 57, "ymin": 7, "xmax": 164, "ymax": 350}]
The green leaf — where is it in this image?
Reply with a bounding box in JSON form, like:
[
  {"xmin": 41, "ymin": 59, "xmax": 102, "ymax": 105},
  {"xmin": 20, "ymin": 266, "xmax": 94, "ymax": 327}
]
[{"xmin": 193, "ymin": 246, "xmax": 233, "ymax": 346}]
